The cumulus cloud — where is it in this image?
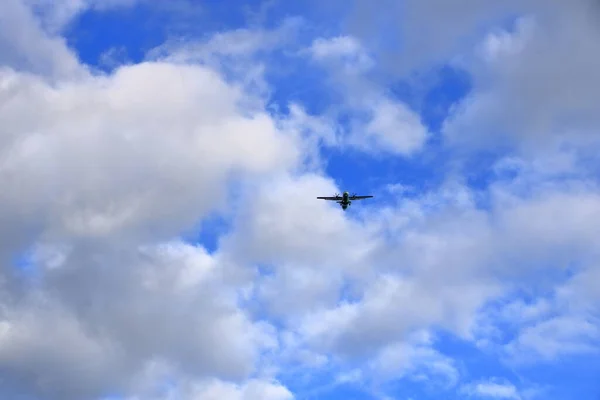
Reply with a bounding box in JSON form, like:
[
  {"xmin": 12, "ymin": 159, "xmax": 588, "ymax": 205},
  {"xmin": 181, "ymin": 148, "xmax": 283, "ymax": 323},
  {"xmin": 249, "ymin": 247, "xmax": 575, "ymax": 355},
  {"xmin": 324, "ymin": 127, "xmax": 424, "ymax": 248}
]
[
  {"xmin": 0, "ymin": 4, "xmax": 304, "ymax": 398},
  {"xmin": 0, "ymin": 61, "xmax": 299, "ymax": 249},
  {"xmin": 306, "ymin": 35, "xmax": 430, "ymax": 156},
  {"xmin": 336, "ymin": 0, "xmax": 571, "ymax": 75},
  {"xmin": 3, "ymin": 0, "xmax": 600, "ymax": 398},
  {"xmin": 444, "ymin": 1, "xmax": 600, "ymax": 160},
  {"xmin": 218, "ymin": 169, "xmax": 600, "ymax": 388},
  {"xmin": 0, "ymin": 0, "xmax": 84, "ymax": 79},
  {"xmin": 0, "ymin": 239, "xmax": 282, "ymax": 400}
]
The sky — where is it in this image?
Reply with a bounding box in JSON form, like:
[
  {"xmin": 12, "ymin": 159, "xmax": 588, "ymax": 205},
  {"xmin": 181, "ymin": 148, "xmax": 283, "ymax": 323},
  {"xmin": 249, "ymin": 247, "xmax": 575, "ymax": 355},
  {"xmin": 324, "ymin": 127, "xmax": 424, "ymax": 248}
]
[{"xmin": 1, "ymin": 0, "xmax": 600, "ymax": 399}]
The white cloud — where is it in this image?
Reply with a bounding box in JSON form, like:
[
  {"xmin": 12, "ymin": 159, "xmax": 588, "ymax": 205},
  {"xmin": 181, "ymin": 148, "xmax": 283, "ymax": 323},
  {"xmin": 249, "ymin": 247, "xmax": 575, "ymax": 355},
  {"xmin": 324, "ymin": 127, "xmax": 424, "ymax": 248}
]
[
  {"xmin": 506, "ymin": 316, "xmax": 600, "ymax": 362},
  {"xmin": 368, "ymin": 331, "xmax": 459, "ymax": 387},
  {"xmin": 309, "ymin": 36, "xmax": 374, "ymax": 73},
  {"xmin": 149, "ymin": 17, "xmax": 302, "ymax": 63},
  {"xmin": 0, "ymin": 61, "xmax": 299, "ymax": 245},
  {"xmin": 444, "ymin": 2, "xmax": 600, "ymax": 160},
  {"xmin": 221, "ymin": 173, "xmax": 379, "ymax": 269},
  {"xmin": 461, "ymin": 379, "xmax": 521, "ymax": 399},
  {"xmin": 284, "ymin": 176, "xmax": 600, "ymax": 370},
  {"xmin": 208, "ymin": 158, "xmax": 600, "ymax": 390},
  {"xmin": 145, "ymin": 17, "xmax": 304, "ymax": 110},
  {"xmin": 306, "ymin": 35, "xmax": 430, "ymax": 156},
  {"xmin": 0, "ymin": 0, "xmax": 85, "ymax": 79},
  {"xmin": 337, "ymin": 0, "xmax": 534, "ymax": 76},
  {"xmin": 359, "ymin": 97, "xmax": 430, "ymax": 155},
  {"xmin": 123, "ymin": 377, "xmax": 294, "ymax": 400},
  {"xmin": 0, "ymin": 241, "xmax": 283, "ymax": 399},
  {"xmin": 498, "ymin": 298, "xmax": 553, "ymax": 326},
  {"xmin": 278, "ymin": 103, "xmax": 339, "ymax": 169},
  {"xmin": 3, "ymin": 0, "xmax": 600, "ymax": 398},
  {"xmin": 0, "ymin": 4, "xmax": 307, "ymax": 398}
]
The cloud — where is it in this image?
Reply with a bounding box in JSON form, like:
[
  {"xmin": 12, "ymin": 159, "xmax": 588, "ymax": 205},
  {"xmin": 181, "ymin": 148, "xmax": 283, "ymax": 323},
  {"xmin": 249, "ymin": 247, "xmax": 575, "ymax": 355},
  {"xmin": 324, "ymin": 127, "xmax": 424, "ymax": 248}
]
[
  {"xmin": 444, "ymin": 1, "xmax": 600, "ymax": 160},
  {"xmin": 0, "ymin": 4, "xmax": 307, "ymax": 398},
  {"xmin": 148, "ymin": 16, "xmax": 303, "ymax": 63},
  {"xmin": 145, "ymin": 17, "xmax": 304, "ymax": 109},
  {"xmin": 0, "ymin": 61, "xmax": 299, "ymax": 245},
  {"xmin": 24, "ymin": 0, "xmax": 140, "ymax": 33},
  {"xmin": 152, "ymin": 25, "xmax": 429, "ymax": 158},
  {"xmin": 333, "ymin": 0, "xmax": 594, "ymax": 76},
  {"xmin": 309, "ymin": 36, "xmax": 374, "ymax": 72},
  {"xmin": 0, "ymin": 239, "xmax": 283, "ymax": 399},
  {"xmin": 0, "ymin": 0, "xmax": 85, "ymax": 79},
  {"xmin": 121, "ymin": 377, "xmax": 294, "ymax": 400},
  {"xmin": 222, "ymin": 173, "xmax": 377, "ymax": 269},
  {"xmin": 367, "ymin": 331, "xmax": 459, "ymax": 387},
  {"xmin": 3, "ymin": 0, "xmax": 600, "ymax": 398},
  {"xmin": 505, "ymin": 316, "xmax": 600, "ymax": 362},
  {"xmin": 306, "ymin": 35, "xmax": 430, "ymax": 155},
  {"xmin": 246, "ymin": 174, "xmax": 600, "ymax": 380},
  {"xmin": 461, "ymin": 378, "xmax": 521, "ymax": 399},
  {"xmin": 333, "ymin": 0, "xmax": 528, "ymax": 76}
]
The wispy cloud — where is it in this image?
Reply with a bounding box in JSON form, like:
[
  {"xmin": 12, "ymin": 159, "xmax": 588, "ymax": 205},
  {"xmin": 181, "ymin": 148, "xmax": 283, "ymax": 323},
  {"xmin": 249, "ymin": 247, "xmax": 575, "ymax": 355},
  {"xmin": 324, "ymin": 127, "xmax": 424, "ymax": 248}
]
[{"xmin": 461, "ymin": 379, "xmax": 521, "ymax": 399}]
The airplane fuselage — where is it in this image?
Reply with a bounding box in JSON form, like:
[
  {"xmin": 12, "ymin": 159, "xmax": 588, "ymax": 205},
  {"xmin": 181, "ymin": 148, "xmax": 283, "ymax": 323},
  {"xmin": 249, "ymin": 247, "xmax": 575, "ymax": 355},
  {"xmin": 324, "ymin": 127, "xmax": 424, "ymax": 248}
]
[{"xmin": 339, "ymin": 191, "xmax": 351, "ymax": 210}]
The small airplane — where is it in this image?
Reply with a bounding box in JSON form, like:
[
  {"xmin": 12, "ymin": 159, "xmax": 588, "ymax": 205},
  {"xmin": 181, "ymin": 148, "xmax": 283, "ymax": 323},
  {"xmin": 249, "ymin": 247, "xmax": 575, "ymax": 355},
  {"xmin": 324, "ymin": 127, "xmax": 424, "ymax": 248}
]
[{"xmin": 317, "ymin": 191, "xmax": 373, "ymax": 210}]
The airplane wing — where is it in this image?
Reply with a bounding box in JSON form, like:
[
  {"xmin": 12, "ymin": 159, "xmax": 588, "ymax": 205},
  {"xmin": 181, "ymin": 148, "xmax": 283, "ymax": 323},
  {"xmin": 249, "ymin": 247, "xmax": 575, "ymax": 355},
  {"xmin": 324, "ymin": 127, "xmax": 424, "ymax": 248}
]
[
  {"xmin": 349, "ymin": 195, "xmax": 373, "ymax": 200},
  {"xmin": 317, "ymin": 196, "xmax": 342, "ymax": 201}
]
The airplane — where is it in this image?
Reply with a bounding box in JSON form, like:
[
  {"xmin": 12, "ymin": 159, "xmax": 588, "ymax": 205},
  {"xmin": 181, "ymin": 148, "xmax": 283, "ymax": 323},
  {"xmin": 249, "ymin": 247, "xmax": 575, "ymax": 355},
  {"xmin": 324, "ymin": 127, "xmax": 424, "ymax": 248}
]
[{"xmin": 317, "ymin": 191, "xmax": 373, "ymax": 210}]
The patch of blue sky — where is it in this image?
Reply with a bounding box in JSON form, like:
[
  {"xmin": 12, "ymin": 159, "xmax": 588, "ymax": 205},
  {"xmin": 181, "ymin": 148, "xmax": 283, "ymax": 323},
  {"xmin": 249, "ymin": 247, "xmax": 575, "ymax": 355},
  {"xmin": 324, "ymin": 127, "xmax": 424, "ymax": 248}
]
[
  {"xmin": 322, "ymin": 145, "xmax": 438, "ymax": 200},
  {"xmin": 10, "ymin": 247, "xmax": 41, "ymax": 284},
  {"xmin": 277, "ymin": 364, "xmax": 378, "ymax": 400},
  {"xmin": 461, "ymin": 148, "xmax": 517, "ymax": 190},
  {"xmin": 418, "ymin": 66, "xmax": 472, "ymax": 134},
  {"xmin": 245, "ymin": 0, "xmax": 346, "ymax": 33},
  {"xmin": 306, "ymin": 383, "xmax": 379, "ymax": 400},
  {"xmin": 280, "ymin": 346, "xmax": 600, "ymax": 400},
  {"xmin": 64, "ymin": 4, "xmax": 169, "ymax": 70},
  {"xmin": 435, "ymin": 301, "xmax": 600, "ymax": 398},
  {"xmin": 177, "ymin": 170, "xmax": 251, "ymax": 251},
  {"xmin": 179, "ymin": 212, "xmax": 230, "ymax": 253},
  {"xmin": 62, "ymin": 1, "xmax": 315, "ymax": 72},
  {"xmin": 383, "ymin": 380, "xmax": 459, "ymax": 400},
  {"xmin": 265, "ymin": 55, "xmax": 338, "ymax": 117},
  {"xmin": 522, "ymin": 355, "xmax": 600, "ymax": 400},
  {"xmin": 372, "ymin": 330, "xmax": 600, "ymax": 399},
  {"xmin": 283, "ymin": 357, "xmax": 460, "ymax": 400},
  {"xmin": 11, "ymin": 250, "xmax": 33, "ymax": 272},
  {"xmin": 274, "ymin": 336, "xmax": 453, "ymax": 399},
  {"xmin": 433, "ymin": 329, "xmax": 520, "ymax": 378},
  {"xmin": 62, "ymin": 1, "xmax": 249, "ymax": 70}
]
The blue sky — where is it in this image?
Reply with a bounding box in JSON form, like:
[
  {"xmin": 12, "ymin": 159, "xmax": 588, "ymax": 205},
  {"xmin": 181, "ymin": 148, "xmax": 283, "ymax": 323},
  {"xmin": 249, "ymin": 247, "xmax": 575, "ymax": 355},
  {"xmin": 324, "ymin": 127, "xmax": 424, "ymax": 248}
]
[{"xmin": 2, "ymin": 0, "xmax": 600, "ymax": 399}]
